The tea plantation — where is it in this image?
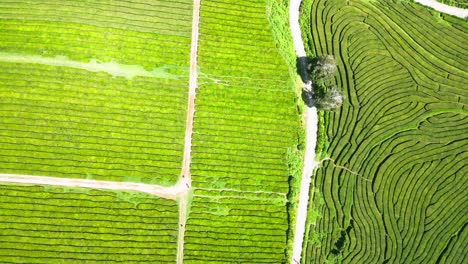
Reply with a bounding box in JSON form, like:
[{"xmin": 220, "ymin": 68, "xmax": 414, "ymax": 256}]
[
  {"xmin": 0, "ymin": 0, "xmax": 193, "ymax": 185},
  {"xmin": 0, "ymin": 0, "xmax": 466, "ymax": 263},
  {"xmin": 184, "ymin": 0, "xmax": 302, "ymax": 262},
  {"xmin": 301, "ymin": 0, "xmax": 467, "ymax": 263},
  {"xmin": 0, "ymin": 185, "xmax": 179, "ymax": 263}
]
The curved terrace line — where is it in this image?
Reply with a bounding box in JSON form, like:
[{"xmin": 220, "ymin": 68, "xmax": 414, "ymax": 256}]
[
  {"xmin": 289, "ymin": 1, "xmax": 467, "ymax": 263},
  {"xmin": 290, "ymin": 0, "xmax": 320, "ymax": 263},
  {"xmin": 0, "ymin": 52, "xmax": 188, "ymax": 80},
  {"xmin": 414, "ymin": 0, "xmax": 468, "ymax": 18}
]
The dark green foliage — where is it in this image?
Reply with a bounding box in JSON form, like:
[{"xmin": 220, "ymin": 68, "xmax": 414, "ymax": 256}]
[
  {"xmin": 309, "ymin": 55, "xmax": 344, "ymax": 111},
  {"xmin": 302, "ymin": 0, "xmax": 468, "ymax": 263}
]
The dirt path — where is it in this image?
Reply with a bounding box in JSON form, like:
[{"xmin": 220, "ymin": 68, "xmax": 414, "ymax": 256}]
[
  {"xmin": 0, "ymin": 173, "xmax": 183, "ymax": 199},
  {"xmin": 414, "ymin": 0, "xmax": 468, "ymax": 18},
  {"xmin": 176, "ymin": 0, "xmax": 201, "ymax": 262},
  {"xmin": 290, "ymin": 0, "xmax": 320, "ymax": 263}
]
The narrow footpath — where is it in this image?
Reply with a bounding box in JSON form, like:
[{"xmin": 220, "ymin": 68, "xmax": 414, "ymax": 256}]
[{"xmin": 176, "ymin": 0, "xmax": 201, "ymax": 262}]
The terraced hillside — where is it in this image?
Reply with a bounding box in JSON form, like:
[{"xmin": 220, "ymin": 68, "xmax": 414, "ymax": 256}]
[
  {"xmin": 183, "ymin": 0, "xmax": 302, "ymax": 262},
  {"xmin": 0, "ymin": 185, "xmax": 179, "ymax": 263},
  {"xmin": 301, "ymin": 0, "xmax": 467, "ymax": 263},
  {"xmin": 0, "ymin": 0, "xmax": 193, "ymax": 185}
]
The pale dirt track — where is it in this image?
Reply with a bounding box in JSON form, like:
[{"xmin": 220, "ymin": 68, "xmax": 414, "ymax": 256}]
[
  {"xmin": 290, "ymin": 0, "xmax": 320, "ymax": 263},
  {"xmin": 176, "ymin": 0, "xmax": 201, "ymax": 262},
  {"xmin": 0, "ymin": 174, "xmax": 182, "ymax": 199},
  {"xmin": 414, "ymin": 0, "xmax": 468, "ymax": 18}
]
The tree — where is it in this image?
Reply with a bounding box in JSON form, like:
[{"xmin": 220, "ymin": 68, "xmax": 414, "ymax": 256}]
[
  {"xmin": 311, "ymin": 55, "xmax": 336, "ymax": 80},
  {"xmin": 307, "ymin": 55, "xmax": 344, "ymax": 111},
  {"xmin": 315, "ymin": 85, "xmax": 343, "ymax": 111}
]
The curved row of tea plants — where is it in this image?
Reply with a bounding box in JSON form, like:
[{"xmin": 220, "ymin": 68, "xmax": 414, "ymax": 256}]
[
  {"xmin": 302, "ymin": 0, "xmax": 467, "ymax": 263},
  {"xmin": 0, "ymin": 185, "xmax": 179, "ymax": 263},
  {"xmin": 0, "ymin": 0, "xmax": 193, "ymax": 185},
  {"xmin": 185, "ymin": 0, "xmax": 302, "ymax": 262}
]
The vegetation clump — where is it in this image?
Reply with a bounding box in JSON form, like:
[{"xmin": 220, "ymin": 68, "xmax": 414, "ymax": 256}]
[{"xmin": 309, "ymin": 55, "xmax": 344, "ymax": 111}]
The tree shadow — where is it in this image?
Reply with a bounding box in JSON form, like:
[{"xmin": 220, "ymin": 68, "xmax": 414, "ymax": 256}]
[
  {"xmin": 296, "ymin": 56, "xmax": 316, "ymax": 108},
  {"xmin": 296, "ymin": 56, "xmax": 311, "ymax": 84},
  {"xmin": 301, "ymin": 89, "xmax": 315, "ymax": 108}
]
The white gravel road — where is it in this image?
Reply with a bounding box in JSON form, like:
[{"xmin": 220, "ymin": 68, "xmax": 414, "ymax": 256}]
[
  {"xmin": 414, "ymin": 0, "xmax": 468, "ymax": 18},
  {"xmin": 290, "ymin": 0, "xmax": 320, "ymax": 263}
]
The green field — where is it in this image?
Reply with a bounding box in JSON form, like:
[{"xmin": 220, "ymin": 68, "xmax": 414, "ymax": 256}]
[
  {"xmin": 0, "ymin": 0, "xmax": 193, "ymax": 185},
  {"xmin": 0, "ymin": 185, "xmax": 179, "ymax": 263},
  {"xmin": 0, "ymin": 0, "xmax": 304, "ymax": 262},
  {"xmin": 301, "ymin": 0, "xmax": 467, "ymax": 263},
  {"xmin": 183, "ymin": 0, "xmax": 302, "ymax": 262},
  {"xmin": 184, "ymin": 189, "xmax": 289, "ymax": 263},
  {"xmin": 1, "ymin": 0, "xmax": 465, "ymax": 262}
]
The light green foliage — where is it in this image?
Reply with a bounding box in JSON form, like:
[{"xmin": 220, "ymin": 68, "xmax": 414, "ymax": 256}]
[
  {"xmin": 267, "ymin": 0, "xmax": 299, "ymax": 77},
  {"xmin": 0, "ymin": 0, "xmax": 194, "ymax": 184},
  {"xmin": 185, "ymin": 189, "xmax": 290, "ymax": 263},
  {"xmin": 316, "ymin": 112, "xmax": 330, "ymax": 159},
  {"xmin": 192, "ymin": 0, "xmax": 301, "ymax": 190},
  {"xmin": 0, "ymin": 0, "xmax": 305, "ymax": 262},
  {"xmin": 287, "ymin": 147, "xmax": 304, "ymax": 180},
  {"xmin": 0, "ymin": 185, "xmax": 179, "ymax": 263},
  {"xmin": 302, "ymin": 0, "xmax": 467, "ymax": 263},
  {"xmin": 183, "ymin": 0, "xmax": 302, "ymax": 262}
]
